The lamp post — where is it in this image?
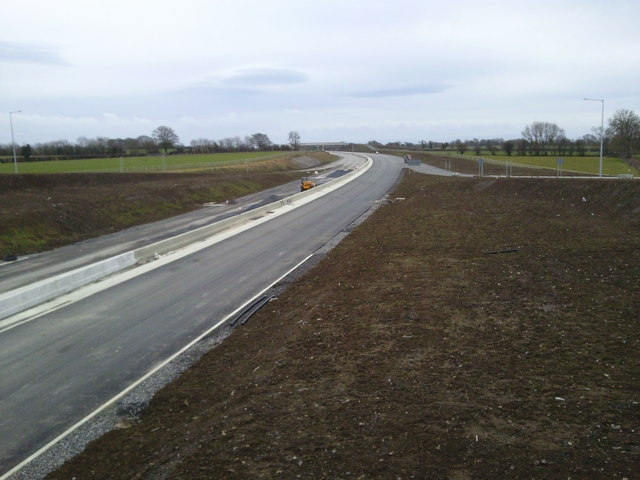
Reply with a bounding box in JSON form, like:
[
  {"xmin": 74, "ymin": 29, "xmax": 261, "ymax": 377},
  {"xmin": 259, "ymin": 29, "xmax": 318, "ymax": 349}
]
[
  {"xmin": 9, "ymin": 110, "xmax": 21, "ymax": 174},
  {"xmin": 583, "ymin": 98, "xmax": 604, "ymax": 177}
]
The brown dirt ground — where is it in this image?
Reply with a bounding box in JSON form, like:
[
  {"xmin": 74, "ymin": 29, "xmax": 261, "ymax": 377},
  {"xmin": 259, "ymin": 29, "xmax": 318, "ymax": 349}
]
[
  {"xmin": 0, "ymin": 171, "xmax": 300, "ymax": 256},
  {"xmin": 46, "ymin": 172, "xmax": 640, "ymax": 479},
  {"xmin": 0, "ymin": 153, "xmax": 333, "ymax": 256}
]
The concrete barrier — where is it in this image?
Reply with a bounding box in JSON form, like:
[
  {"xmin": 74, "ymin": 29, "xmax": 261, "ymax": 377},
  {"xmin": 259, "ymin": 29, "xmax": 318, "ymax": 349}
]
[
  {"xmin": 133, "ymin": 156, "xmax": 373, "ymax": 262},
  {"xmin": 0, "ymin": 252, "xmax": 135, "ymax": 320},
  {"xmin": 0, "ymin": 155, "xmax": 372, "ymax": 321}
]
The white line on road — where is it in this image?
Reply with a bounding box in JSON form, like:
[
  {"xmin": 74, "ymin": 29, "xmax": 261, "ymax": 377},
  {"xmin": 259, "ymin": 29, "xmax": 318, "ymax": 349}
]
[
  {"xmin": 0, "ymin": 155, "xmax": 372, "ymax": 334},
  {"xmin": 0, "ymin": 205, "xmax": 294, "ymax": 335},
  {"xmin": 0, "ymin": 253, "xmax": 314, "ymax": 480},
  {"xmin": 2, "ymin": 154, "xmax": 373, "ymax": 477}
]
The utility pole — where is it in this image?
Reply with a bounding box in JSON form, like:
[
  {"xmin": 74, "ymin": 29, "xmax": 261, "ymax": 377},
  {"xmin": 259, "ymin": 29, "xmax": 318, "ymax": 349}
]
[
  {"xmin": 10, "ymin": 110, "xmax": 21, "ymax": 174},
  {"xmin": 584, "ymin": 98, "xmax": 604, "ymax": 177}
]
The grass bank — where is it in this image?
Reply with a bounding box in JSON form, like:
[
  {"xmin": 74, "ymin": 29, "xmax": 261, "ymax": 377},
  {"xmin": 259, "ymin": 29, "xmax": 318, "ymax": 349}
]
[
  {"xmin": 479, "ymin": 154, "xmax": 637, "ymax": 176},
  {"xmin": 0, "ymin": 151, "xmax": 304, "ymax": 174},
  {"xmin": 383, "ymin": 148, "xmax": 638, "ymax": 176}
]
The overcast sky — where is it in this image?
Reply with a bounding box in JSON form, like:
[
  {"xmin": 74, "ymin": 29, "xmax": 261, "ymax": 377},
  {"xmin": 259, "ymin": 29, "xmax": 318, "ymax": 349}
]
[{"xmin": 2, "ymin": 0, "xmax": 639, "ymax": 146}]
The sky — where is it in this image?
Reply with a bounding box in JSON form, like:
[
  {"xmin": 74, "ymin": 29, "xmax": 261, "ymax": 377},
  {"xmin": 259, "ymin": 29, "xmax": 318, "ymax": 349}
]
[{"xmin": 2, "ymin": 0, "xmax": 639, "ymax": 146}]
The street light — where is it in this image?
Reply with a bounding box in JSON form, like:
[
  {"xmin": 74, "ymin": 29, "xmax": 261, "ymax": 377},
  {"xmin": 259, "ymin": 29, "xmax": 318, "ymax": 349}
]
[
  {"xmin": 583, "ymin": 98, "xmax": 604, "ymax": 177},
  {"xmin": 9, "ymin": 110, "xmax": 21, "ymax": 174}
]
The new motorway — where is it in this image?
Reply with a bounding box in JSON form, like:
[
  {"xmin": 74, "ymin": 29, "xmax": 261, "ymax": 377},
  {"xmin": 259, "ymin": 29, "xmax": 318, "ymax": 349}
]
[{"xmin": 0, "ymin": 153, "xmax": 412, "ymax": 477}]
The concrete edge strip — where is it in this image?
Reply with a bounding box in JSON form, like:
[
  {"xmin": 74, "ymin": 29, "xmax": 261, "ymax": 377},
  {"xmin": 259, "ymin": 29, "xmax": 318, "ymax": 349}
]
[
  {"xmin": 0, "ymin": 156, "xmax": 372, "ymax": 322},
  {"xmin": 0, "ymin": 252, "xmax": 136, "ymax": 320},
  {"xmin": 133, "ymin": 156, "xmax": 372, "ymax": 262}
]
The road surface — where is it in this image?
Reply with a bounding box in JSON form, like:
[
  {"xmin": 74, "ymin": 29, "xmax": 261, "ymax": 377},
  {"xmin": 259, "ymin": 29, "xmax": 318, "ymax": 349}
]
[
  {"xmin": 0, "ymin": 154, "xmax": 363, "ymax": 293},
  {"xmin": 0, "ymin": 153, "xmax": 404, "ymax": 476}
]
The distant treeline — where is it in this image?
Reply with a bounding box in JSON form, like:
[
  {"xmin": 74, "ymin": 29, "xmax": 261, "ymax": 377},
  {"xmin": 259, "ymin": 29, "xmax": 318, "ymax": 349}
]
[
  {"xmin": 372, "ymin": 109, "xmax": 640, "ymax": 159},
  {"xmin": 0, "ymin": 131, "xmax": 293, "ymax": 163},
  {"xmin": 374, "ymin": 135, "xmax": 604, "ymax": 157}
]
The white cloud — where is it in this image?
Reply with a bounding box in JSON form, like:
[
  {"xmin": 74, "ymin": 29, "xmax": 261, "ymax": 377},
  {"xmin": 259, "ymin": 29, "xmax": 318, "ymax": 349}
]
[
  {"xmin": 10, "ymin": 113, "xmax": 154, "ymax": 144},
  {"xmin": 0, "ymin": 41, "xmax": 69, "ymax": 65},
  {"xmin": 218, "ymin": 68, "xmax": 309, "ymax": 88},
  {"xmin": 1, "ymin": 0, "xmax": 639, "ymax": 145}
]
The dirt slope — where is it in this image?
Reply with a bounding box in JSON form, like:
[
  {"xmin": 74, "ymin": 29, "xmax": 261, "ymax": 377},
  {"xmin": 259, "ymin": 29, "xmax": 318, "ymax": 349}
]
[
  {"xmin": 47, "ymin": 173, "xmax": 640, "ymax": 479},
  {"xmin": 0, "ymin": 152, "xmax": 334, "ymax": 256},
  {"xmin": 0, "ymin": 172, "xmax": 298, "ymax": 256}
]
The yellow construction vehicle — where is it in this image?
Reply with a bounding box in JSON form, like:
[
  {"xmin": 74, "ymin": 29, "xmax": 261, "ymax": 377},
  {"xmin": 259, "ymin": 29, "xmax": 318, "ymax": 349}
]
[{"xmin": 300, "ymin": 177, "xmax": 316, "ymax": 191}]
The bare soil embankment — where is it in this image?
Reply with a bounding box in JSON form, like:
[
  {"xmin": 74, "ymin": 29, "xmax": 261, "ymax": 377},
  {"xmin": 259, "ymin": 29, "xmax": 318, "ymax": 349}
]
[
  {"xmin": 0, "ymin": 152, "xmax": 334, "ymax": 256},
  {"xmin": 46, "ymin": 172, "xmax": 640, "ymax": 479}
]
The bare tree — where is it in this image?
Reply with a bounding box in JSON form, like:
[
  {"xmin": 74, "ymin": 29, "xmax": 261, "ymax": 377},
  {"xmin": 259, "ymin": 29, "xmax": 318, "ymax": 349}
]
[
  {"xmin": 503, "ymin": 140, "xmax": 515, "ymax": 156},
  {"xmin": 232, "ymin": 136, "xmax": 247, "ymax": 151},
  {"xmin": 250, "ymin": 133, "xmax": 272, "ymax": 151},
  {"xmin": 486, "ymin": 139, "xmax": 498, "ymax": 155},
  {"xmin": 522, "ymin": 123, "xmax": 544, "ymax": 155},
  {"xmin": 471, "ymin": 139, "xmax": 482, "ymax": 155},
  {"xmin": 219, "ymin": 138, "xmax": 233, "ymax": 151},
  {"xmin": 190, "ymin": 138, "xmax": 219, "ymax": 154},
  {"xmin": 556, "ymin": 136, "xmax": 571, "ymax": 156},
  {"xmin": 607, "ymin": 109, "xmax": 640, "ymax": 159},
  {"xmin": 516, "ymin": 139, "xmax": 529, "ymax": 156},
  {"xmin": 152, "ymin": 126, "xmax": 179, "ymax": 154},
  {"xmin": 522, "ymin": 121, "xmax": 565, "ymax": 155},
  {"xmin": 288, "ymin": 131, "xmax": 301, "ymax": 150},
  {"xmin": 544, "ymin": 124, "xmax": 565, "ymax": 155}
]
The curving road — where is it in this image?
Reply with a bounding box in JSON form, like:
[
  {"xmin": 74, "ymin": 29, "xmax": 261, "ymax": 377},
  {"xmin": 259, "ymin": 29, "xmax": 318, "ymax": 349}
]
[
  {"xmin": 0, "ymin": 153, "xmax": 404, "ymax": 476},
  {"xmin": 0, "ymin": 154, "xmax": 364, "ymax": 293}
]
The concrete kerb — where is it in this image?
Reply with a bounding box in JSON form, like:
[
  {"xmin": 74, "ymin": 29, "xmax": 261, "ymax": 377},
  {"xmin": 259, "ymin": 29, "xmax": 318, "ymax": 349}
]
[
  {"xmin": 0, "ymin": 252, "xmax": 136, "ymax": 321},
  {"xmin": 0, "ymin": 156, "xmax": 372, "ymax": 322},
  {"xmin": 133, "ymin": 155, "xmax": 372, "ymax": 263}
]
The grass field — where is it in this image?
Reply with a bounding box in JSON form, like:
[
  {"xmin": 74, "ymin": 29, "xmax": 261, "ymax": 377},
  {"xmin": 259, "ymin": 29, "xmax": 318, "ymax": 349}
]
[
  {"xmin": 0, "ymin": 151, "xmax": 295, "ymax": 174},
  {"xmin": 483, "ymin": 155, "xmax": 637, "ymax": 176},
  {"xmin": 438, "ymin": 153, "xmax": 638, "ymax": 176}
]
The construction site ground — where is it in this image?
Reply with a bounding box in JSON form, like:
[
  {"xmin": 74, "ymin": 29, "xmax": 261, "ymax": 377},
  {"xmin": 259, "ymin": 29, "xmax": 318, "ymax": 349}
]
[{"xmin": 40, "ymin": 169, "xmax": 640, "ymax": 479}]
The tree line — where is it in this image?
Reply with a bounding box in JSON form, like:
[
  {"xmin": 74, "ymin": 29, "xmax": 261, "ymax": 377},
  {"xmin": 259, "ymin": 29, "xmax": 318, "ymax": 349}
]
[
  {"xmin": 373, "ymin": 108, "xmax": 640, "ymax": 159},
  {"xmin": 0, "ymin": 126, "xmax": 303, "ymax": 163}
]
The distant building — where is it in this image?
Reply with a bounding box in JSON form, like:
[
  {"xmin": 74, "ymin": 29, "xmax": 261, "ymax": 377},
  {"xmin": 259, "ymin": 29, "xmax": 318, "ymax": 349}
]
[{"xmin": 300, "ymin": 142, "xmax": 350, "ymax": 151}]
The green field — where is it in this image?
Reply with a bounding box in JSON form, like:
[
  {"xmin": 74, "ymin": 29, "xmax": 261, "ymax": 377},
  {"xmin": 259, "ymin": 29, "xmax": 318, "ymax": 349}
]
[
  {"xmin": 440, "ymin": 153, "xmax": 638, "ymax": 176},
  {"xmin": 0, "ymin": 151, "xmax": 293, "ymax": 174}
]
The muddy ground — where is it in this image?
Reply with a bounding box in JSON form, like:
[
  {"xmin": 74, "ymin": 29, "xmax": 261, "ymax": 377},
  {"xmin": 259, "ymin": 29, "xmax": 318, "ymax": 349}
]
[{"xmin": 42, "ymin": 171, "xmax": 640, "ymax": 479}]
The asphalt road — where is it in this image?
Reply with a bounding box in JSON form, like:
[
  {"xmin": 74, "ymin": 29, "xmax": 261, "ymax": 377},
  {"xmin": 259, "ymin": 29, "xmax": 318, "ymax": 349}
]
[
  {"xmin": 0, "ymin": 154, "xmax": 363, "ymax": 293},
  {"xmin": 0, "ymin": 153, "xmax": 404, "ymax": 475}
]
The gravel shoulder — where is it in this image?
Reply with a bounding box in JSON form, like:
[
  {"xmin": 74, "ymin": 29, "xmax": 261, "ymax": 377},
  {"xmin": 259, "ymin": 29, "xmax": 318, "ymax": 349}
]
[{"xmin": 43, "ymin": 172, "xmax": 640, "ymax": 479}]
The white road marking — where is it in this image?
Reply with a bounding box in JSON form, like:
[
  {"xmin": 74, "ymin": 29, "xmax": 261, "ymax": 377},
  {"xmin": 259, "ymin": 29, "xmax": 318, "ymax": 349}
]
[
  {"xmin": 0, "ymin": 254, "xmax": 313, "ymax": 480},
  {"xmin": 0, "ymin": 156, "xmax": 372, "ymax": 334}
]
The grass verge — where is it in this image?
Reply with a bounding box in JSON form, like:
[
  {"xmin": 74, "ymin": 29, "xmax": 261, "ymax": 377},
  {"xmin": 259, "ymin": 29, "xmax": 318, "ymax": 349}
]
[
  {"xmin": 0, "ymin": 151, "xmax": 322, "ymax": 174},
  {"xmin": 384, "ymin": 150, "xmax": 638, "ymax": 176}
]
